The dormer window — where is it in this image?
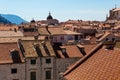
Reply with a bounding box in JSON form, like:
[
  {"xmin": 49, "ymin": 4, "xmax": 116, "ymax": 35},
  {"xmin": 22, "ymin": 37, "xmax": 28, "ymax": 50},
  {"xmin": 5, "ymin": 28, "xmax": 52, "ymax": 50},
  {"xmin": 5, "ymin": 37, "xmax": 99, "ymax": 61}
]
[
  {"xmin": 62, "ymin": 48, "xmax": 66, "ymax": 53},
  {"xmin": 106, "ymin": 38, "xmax": 109, "ymax": 41}
]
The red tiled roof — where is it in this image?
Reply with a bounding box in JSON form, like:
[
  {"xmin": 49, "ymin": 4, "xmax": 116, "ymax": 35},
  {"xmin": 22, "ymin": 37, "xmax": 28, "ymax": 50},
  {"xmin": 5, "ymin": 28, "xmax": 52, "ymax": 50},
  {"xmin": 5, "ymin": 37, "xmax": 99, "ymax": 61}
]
[
  {"xmin": 0, "ymin": 36, "xmax": 46, "ymax": 43},
  {"xmin": 21, "ymin": 40, "xmax": 56, "ymax": 58},
  {"xmin": 0, "ymin": 43, "xmax": 24, "ymax": 64},
  {"xmin": 82, "ymin": 44, "xmax": 97, "ymax": 54},
  {"xmin": 64, "ymin": 43, "xmax": 120, "ymax": 80},
  {"xmin": 38, "ymin": 27, "xmax": 81, "ymax": 35},
  {"xmin": 38, "ymin": 27, "xmax": 49, "ymax": 35},
  {"xmin": 57, "ymin": 45, "xmax": 83, "ymax": 58},
  {"xmin": 38, "ymin": 27, "xmax": 66, "ymax": 35},
  {"xmin": 97, "ymin": 32, "xmax": 111, "ymax": 42},
  {"xmin": 0, "ymin": 25, "xmax": 18, "ymax": 31},
  {"xmin": 0, "ymin": 31, "xmax": 23, "ymax": 37}
]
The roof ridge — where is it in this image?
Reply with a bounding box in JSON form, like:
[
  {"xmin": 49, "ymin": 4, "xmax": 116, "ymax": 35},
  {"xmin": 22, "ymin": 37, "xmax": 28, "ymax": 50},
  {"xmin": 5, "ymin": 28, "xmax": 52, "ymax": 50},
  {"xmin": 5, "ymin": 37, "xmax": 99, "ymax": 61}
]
[
  {"xmin": 63, "ymin": 42, "xmax": 103, "ymax": 76},
  {"xmin": 97, "ymin": 32, "xmax": 111, "ymax": 42}
]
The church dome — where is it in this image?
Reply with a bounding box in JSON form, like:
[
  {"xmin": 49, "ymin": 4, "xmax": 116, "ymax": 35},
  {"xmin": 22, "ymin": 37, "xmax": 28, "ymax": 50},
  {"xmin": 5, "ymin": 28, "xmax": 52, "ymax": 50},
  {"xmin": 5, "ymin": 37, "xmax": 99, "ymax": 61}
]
[{"xmin": 47, "ymin": 12, "xmax": 53, "ymax": 20}]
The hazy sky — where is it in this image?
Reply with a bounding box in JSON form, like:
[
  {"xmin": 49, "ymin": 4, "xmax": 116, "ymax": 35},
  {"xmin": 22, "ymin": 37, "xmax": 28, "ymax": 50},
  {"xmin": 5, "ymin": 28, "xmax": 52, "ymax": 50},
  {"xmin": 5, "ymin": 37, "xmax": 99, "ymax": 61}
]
[{"xmin": 0, "ymin": 0, "xmax": 120, "ymax": 21}]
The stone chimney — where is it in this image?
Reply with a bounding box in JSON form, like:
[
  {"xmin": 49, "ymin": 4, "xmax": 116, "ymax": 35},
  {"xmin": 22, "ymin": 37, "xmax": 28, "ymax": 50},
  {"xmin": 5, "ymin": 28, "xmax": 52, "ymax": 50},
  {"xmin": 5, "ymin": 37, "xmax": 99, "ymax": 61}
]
[{"xmin": 34, "ymin": 35, "xmax": 38, "ymax": 41}]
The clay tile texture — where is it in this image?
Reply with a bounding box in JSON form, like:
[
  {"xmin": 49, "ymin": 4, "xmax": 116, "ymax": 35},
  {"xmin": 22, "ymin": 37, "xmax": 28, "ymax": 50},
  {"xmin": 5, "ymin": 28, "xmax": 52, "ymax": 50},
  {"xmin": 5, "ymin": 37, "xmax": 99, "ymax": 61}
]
[{"xmin": 64, "ymin": 43, "xmax": 120, "ymax": 80}]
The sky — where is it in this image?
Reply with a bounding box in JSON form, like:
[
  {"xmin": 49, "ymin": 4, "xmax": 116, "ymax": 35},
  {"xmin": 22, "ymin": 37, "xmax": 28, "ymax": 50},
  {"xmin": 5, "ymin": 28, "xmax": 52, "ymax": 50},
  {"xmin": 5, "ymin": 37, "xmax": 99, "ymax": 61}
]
[{"xmin": 0, "ymin": 0, "xmax": 120, "ymax": 22}]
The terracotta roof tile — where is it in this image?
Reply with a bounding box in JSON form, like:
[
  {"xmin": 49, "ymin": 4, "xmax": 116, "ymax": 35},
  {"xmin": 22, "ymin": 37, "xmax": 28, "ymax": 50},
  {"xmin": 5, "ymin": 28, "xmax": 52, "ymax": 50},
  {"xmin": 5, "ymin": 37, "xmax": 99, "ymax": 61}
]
[
  {"xmin": 21, "ymin": 40, "xmax": 56, "ymax": 58},
  {"xmin": 0, "ymin": 43, "xmax": 24, "ymax": 64},
  {"xmin": 64, "ymin": 30, "xmax": 82, "ymax": 35},
  {"xmin": 0, "ymin": 31, "xmax": 23, "ymax": 37},
  {"xmin": 38, "ymin": 27, "xmax": 50, "ymax": 35},
  {"xmin": 82, "ymin": 44, "xmax": 97, "ymax": 54},
  {"xmin": 0, "ymin": 25, "xmax": 18, "ymax": 31},
  {"xmin": 0, "ymin": 36, "xmax": 45, "ymax": 43},
  {"xmin": 56, "ymin": 45, "xmax": 83, "ymax": 58},
  {"xmin": 64, "ymin": 43, "xmax": 120, "ymax": 80},
  {"xmin": 38, "ymin": 27, "xmax": 81, "ymax": 36},
  {"xmin": 97, "ymin": 32, "xmax": 111, "ymax": 42}
]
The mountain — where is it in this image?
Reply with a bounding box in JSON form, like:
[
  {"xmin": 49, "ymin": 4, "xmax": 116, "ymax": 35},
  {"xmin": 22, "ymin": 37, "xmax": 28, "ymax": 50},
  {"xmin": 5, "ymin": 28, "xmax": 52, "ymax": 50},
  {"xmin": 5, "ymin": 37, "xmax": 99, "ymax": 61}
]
[
  {"xmin": 0, "ymin": 15, "xmax": 12, "ymax": 24},
  {"xmin": 1, "ymin": 14, "xmax": 27, "ymax": 25}
]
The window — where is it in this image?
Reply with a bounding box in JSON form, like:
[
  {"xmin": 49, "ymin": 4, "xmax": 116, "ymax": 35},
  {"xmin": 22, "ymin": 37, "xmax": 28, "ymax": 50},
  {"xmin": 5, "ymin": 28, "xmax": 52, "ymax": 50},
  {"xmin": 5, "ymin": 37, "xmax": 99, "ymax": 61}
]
[
  {"xmin": 31, "ymin": 59, "xmax": 36, "ymax": 65},
  {"xmin": 30, "ymin": 72, "xmax": 36, "ymax": 80},
  {"xmin": 46, "ymin": 71, "xmax": 51, "ymax": 79},
  {"xmin": 46, "ymin": 58, "xmax": 51, "ymax": 64},
  {"xmin": 11, "ymin": 68, "xmax": 17, "ymax": 74},
  {"xmin": 112, "ymin": 38, "xmax": 115, "ymax": 41}
]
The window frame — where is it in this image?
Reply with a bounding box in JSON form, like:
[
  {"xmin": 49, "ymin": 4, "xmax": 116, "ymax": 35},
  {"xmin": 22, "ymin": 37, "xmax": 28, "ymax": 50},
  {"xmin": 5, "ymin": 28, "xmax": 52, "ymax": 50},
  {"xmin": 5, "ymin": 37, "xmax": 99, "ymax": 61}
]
[
  {"xmin": 31, "ymin": 59, "xmax": 36, "ymax": 65},
  {"xmin": 30, "ymin": 71, "xmax": 36, "ymax": 80},
  {"xmin": 46, "ymin": 70, "xmax": 51, "ymax": 79},
  {"xmin": 11, "ymin": 68, "xmax": 17, "ymax": 74},
  {"xmin": 46, "ymin": 58, "xmax": 51, "ymax": 64}
]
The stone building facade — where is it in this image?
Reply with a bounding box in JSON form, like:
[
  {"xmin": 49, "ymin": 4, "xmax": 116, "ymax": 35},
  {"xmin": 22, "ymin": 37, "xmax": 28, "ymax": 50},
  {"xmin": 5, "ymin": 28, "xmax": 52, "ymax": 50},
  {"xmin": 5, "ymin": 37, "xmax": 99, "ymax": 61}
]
[
  {"xmin": 107, "ymin": 8, "xmax": 120, "ymax": 21},
  {"xmin": 0, "ymin": 63, "xmax": 25, "ymax": 80},
  {"xmin": 0, "ymin": 38, "xmax": 83, "ymax": 80}
]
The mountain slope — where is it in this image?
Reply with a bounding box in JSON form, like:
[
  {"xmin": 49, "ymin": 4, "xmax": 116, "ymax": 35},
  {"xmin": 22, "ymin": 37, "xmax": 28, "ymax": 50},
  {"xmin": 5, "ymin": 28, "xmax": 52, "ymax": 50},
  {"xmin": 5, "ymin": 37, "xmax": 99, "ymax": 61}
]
[
  {"xmin": 1, "ymin": 14, "xmax": 27, "ymax": 25},
  {"xmin": 0, "ymin": 15, "xmax": 11, "ymax": 24}
]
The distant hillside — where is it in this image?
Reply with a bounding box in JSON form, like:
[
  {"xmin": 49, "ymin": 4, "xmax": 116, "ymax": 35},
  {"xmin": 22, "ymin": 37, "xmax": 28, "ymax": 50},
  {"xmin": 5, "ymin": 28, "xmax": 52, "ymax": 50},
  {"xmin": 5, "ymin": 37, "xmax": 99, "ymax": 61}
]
[
  {"xmin": 1, "ymin": 14, "xmax": 27, "ymax": 25},
  {"xmin": 0, "ymin": 15, "xmax": 11, "ymax": 24}
]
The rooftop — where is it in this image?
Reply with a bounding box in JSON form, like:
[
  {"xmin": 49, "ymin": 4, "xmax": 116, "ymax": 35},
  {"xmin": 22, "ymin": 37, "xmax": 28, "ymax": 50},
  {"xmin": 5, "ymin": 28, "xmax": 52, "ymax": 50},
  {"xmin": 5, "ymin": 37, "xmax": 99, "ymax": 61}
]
[
  {"xmin": 38, "ymin": 27, "xmax": 81, "ymax": 35},
  {"xmin": 58, "ymin": 45, "xmax": 83, "ymax": 58},
  {"xmin": 21, "ymin": 40, "xmax": 56, "ymax": 58},
  {"xmin": 0, "ymin": 25, "xmax": 18, "ymax": 31},
  {"xmin": 97, "ymin": 32, "xmax": 111, "ymax": 42},
  {"xmin": 0, "ymin": 36, "xmax": 45, "ymax": 43},
  {"xmin": 64, "ymin": 43, "xmax": 120, "ymax": 80},
  {"xmin": 112, "ymin": 8, "xmax": 120, "ymax": 12},
  {"xmin": 0, "ymin": 42, "xmax": 24, "ymax": 64},
  {"xmin": 0, "ymin": 31, "xmax": 23, "ymax": 37}
]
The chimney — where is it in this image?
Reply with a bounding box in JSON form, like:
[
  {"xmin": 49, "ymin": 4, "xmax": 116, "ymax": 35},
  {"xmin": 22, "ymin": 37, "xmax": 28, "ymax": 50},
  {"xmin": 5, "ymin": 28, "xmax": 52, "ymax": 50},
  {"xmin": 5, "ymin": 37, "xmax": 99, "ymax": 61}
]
[{"xmin": 34, "ymin": 35, "xmax": 38, "ymax": 41}]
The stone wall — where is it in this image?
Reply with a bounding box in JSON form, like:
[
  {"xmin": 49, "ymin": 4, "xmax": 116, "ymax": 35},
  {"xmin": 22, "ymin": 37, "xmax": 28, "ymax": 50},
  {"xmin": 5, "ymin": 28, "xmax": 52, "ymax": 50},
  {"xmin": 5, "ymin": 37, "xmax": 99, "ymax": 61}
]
[{"xmin": 0, "ymin": 63, "xmax": 25, "ymax": 80}]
